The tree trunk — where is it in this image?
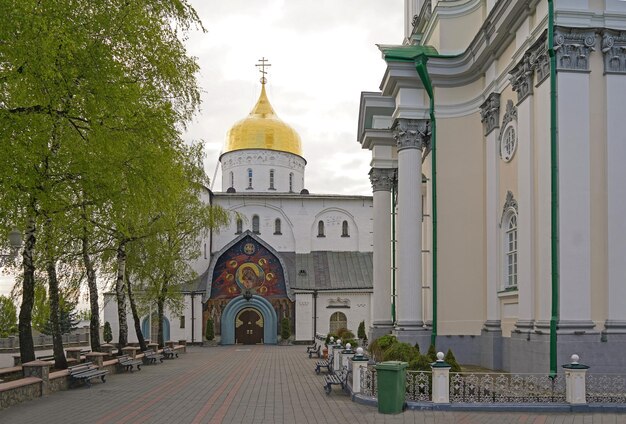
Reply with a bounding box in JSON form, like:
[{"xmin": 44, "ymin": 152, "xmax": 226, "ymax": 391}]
[
  {"xmin": 126, "ymin": 276, "xmax": 147, "ymax": 351},
  {"xmin": 18, "ymin": 217, "xmax": 36, "ymax": 363},
  {"xmin": 115, "ymin": 241, "xmax": 128, "ymax": 348},
  {"xmin": 157, "ymin": 296, "xmax": 165, "ymax": 347},
  {"xmin": 82, "ymin": 228, "xmax": 100, "ymax": 352},
  {"xmin": 46, "ymin": 258, "xmax": 68, "ymax": 369}
]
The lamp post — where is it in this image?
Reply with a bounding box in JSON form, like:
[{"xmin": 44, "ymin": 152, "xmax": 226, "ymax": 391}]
[{"xmin": 1, "ymin": 228, "xmax": 22, "ymax": 263}]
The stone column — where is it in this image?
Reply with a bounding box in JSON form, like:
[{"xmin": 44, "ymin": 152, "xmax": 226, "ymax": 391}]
[
  {"xmin": 479, "ymin": 92, "xmax": 503, "ymax": 370},
  {"xmin": 602, "ymin": 30, "xmax": 626, "ymax": 334},
  {"xmin": 563, "ymin": 354, "xmax": 589, "ymax": 405},
  {"xmin": 392, "ymin": 118, "xmax": 429, "ymax": 343},
  {"xmin": 22, "ymin": 360, "xmax": 50, "ymax": 396},
  {"xmin": 554, "ymin": 28, "xmax": 596, "ymax": 333},
  {"xmin": 369, "ymin": 167, "xmax": 395, "ymax": 340},
  {"xmin": 431, "ymin": 352, "xmax": 451, "ymax": 404}
]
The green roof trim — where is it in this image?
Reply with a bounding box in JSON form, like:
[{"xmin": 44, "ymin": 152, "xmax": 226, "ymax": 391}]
[{"xmin": 379, "ymin": 44, "xmax": 439, "ymax": 62}]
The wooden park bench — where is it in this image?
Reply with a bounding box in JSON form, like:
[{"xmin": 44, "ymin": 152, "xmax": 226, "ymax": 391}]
[
  {"xmin": 67, "ymin": 362, "xmax": 108, "ymax": 388},
  {"xmin": 323, "ymin": 366, "xmax": 349, "ymax": 395},
  {"xmin": 305, "ymin": 341, "xmax": 317, "ymax": 354},
  {"xmin": 162, "ymin": 347, "xmax": 178, "ymax": 359},
  {"xmin": 117, "ymin": 354, "xmax": 142, "ymax": 372},
  {"xmin": 308, "ymin": 344, "xmax": 321, "ymax": 359},
  {"xmin": 315, "ymin": 354, "xmax": 333, "ymax": 374},
  {"xmin": 142, "ymin": 350, "xmax": 163, "ymax": 365}
]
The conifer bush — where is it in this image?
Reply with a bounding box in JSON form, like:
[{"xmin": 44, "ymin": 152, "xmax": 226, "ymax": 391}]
[
  {"xmin": 280, "ymin": 317, "xmax": 291, "ymax": 341},
  {"xmin": 357, "ymin": 320, "xmax": 367, "ymax": 341},
  {"xmin": 205, "ymin": 318, "xmax": 214, "ymax": 341},
  {"xmin": 103, "ymin": 321, "xmax": 112, "ymax": 344},
  {"xmin": 444, "ymin": 348, "xmax": 462, "ymax": 372},
  {"xmin": 427, "ymin": 344, "xmax": 437, "ymax": 362},
  {"xmin": 382, "ymin": 342, "xmax": 419, "ymax": 363}
]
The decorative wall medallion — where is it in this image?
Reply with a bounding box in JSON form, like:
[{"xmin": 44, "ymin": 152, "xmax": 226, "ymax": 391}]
[
  {"xmin": 499, "ymin": 101, "xmax": 518, "ymax": 162},
  {"xmin": 480, "ymin": 92, "xmax": 501, "ymax": 136},
  {"xmin": 327, "ymin": 297, "xmax": 350, "ymax": 308}
]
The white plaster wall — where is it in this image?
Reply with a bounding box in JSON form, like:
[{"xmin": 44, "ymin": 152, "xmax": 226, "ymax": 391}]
[
  {"xmin": 315, "ymin": 292, "xmax": 371, "ymax": 337},
  {"xmin": 220, "ymin": 150, "xmax": 305, "ymax": 193},
  {"xmin": 295, "ymin": 292, "xmax": 313, "ymax": 341},
  {"xmin": 210, "ymin": 195, "xmax": 373, "ymax": 255}
]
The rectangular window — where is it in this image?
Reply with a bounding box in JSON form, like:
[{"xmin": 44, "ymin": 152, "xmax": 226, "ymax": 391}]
[{"xmin": 180, "ymin": 315, "xmax": 185, "ymax": 329}]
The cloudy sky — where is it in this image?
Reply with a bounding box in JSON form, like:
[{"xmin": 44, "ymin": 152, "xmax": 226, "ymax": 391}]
[
  {"xmin": 185, "ymin": 0, "xmax": 403, "ymax": 195},
  {"xmin": 0, "ymin": 1, "xmax": 404, "ymax": 297}
]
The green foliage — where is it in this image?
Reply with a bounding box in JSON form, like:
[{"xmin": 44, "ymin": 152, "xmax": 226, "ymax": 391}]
[
  {"xmin": 414, "ymin": 342, "xmax": 421, "ymax": 353},
  {"xmin": 357, "ymin": 320, "xmax": 367, "ymax": 340},
  {"xmin": 325, "ymin": 333, "xmax": 338, "ymax": 345},
  {"xmin": 41, "ymin": 292, "xmax": 79, "ymax": 336},
  {"xmin": 103, "ymin": 321, "xmax": 113, "ymax": 344},
  {"xmin": 368, "ymin": 335, "xmax": 398, "ymax": 362},
  {"xmin": 427, "ymin": 344, "xmax": 438, "ymax": 362},
  {"xmin": 0, "ymin": 295, "xmax": 17, "ymax": 337},
  {"xmin": 76, "ymin": 309, "xmax": 91, "ymax": 321},
  {"xmin": 336, "ymin": 328, "xmax": 355, "ymax": 340},
  {"xmin": 205, "ymin": 318, "xmax": 214, "ymax": 341},
  {"xmin": 31, "ymin": 283, "xmax": 50, "ymax": 333},
  {"xmin": 341, "ymin": 339, "xmax": 358, "ymax": 348},
  {"xmin": 280, "ymin": 317, "xmax": 291, "ymax": 341},
  {"xmin": 382, "ymin": 342, "xmax": 420, "ymax": 363},
  {"xmin": 445, "ymin": 348, "xmax": 462, "ymax": 372},
  {"xmin": 408, "ymin": 354, "xmax": 432, "ymax": 371}
]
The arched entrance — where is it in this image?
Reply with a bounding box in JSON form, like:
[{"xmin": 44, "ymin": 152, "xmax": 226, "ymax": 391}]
[
  {"xmin": 141, "ymin": 314, "xmax": 170, "ymax": 342},
  {"xmin": 220, "ymin": 295, "xmax": 278, "ymax": 345},
  {"xmin": 235, "ymin": 308, "xmax": 264, "ymax": 344}
]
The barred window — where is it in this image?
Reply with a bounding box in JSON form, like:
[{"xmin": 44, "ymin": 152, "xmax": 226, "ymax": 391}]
[{"xmin": 505, "ymin": 214, "xmax": 518, "ymax": 287}]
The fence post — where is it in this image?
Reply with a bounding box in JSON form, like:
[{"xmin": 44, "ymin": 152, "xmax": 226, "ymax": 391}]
[
  {"xmin": 430, "ymin": 352, "xmax": 451, "ymax": 404},
  {"xmin": 350, "ymin": 347, "xmax": 369, "ymax": 394},
  {"xmin": 563, "ymin": 354, "xmax": 589, "ymax": 405}
]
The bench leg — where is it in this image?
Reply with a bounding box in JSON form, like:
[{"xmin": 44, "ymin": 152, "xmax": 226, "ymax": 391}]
[
  {"xmin": 315, "ymin": 366, "xmax": 320, "ymax": 374},
  {"xmin": 137, "ymin": 364, "xmax": 141, "ymax": 371},
  {"xmin": 324, "ymin": 384, "xmax": 331, "ymax": 395},
  {"xmin": 101, "ymin": 375, "xmax": 106, "ymax": 383}
]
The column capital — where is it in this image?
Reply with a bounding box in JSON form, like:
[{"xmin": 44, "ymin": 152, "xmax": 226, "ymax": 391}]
[
  {"xmin": 554, "ymin": 27, "xmax": 596, "ymax": 72},
  {"xmin": 601, "ymin": 29, "xmax": 626, "ymax": 75},
  {"xmin": 509, "ymin": 55, "xmax": 534, "ymax": 104},
  {"xmin": 369, "ymin": 168, "xmax": 395, "ymax": 192},
  {"xmin": 392, "ymin": 118, "xmax": 430, "ymax": 151},
  {"xmin": 480, "ymin": 92, "xmax": 501, "ymax": 136}
]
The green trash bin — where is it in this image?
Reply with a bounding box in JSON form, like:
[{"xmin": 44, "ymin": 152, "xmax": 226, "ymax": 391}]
[{"xmin": 375, "ymin": 361, "xmax": 407, "ymax": 414}]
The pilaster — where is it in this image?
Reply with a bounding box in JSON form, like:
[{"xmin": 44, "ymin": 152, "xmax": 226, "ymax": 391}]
[
  {"xmin": 392, "ymin": 118, "xmax": 429, "ymax": 339},
  {"xmin": 480, "ymin": 92, "xmax": 501, "ymax": 333},
  {"xmin": 555, "ymin": 27, "xmax": 596, "ymax": 333},
  {"xmin": 602, "ymin": 30, "xmax": 626, "ymax": 333}
]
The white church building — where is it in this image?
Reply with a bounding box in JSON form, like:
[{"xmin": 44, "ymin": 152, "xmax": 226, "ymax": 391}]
[
  {"xmin": 358, "ymin": 0, "xmax": 626, "ymax": 373},
  {"xmin": 104, "ymin": 75, "xmax": 374, "ymax": 346}
]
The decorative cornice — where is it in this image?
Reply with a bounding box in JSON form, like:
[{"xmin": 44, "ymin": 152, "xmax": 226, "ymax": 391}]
[
  {"xmin": 601, "ymin": 29, "xmax": 626, "ymax": 75},
  {"xmin": 479, "ymin": 92, "xmax": 500, "ymax": 136},
  {"xmin": 392, "ymin": 119, "xmax": 430, "ymax": 151},
  {"xmin": 554, "ymin": 27, "xmax": 596, "ymax": 72},
  {"xmin": 529, "ymin": 32, "xmax": 549, "ymax": 86},
  {"xmin": 369, "ymin": 168, "xmax": 395, "ymax": 192},
  {"xmin": 500, "ymin": 190, "xmax": 518, "ymax": 226}
]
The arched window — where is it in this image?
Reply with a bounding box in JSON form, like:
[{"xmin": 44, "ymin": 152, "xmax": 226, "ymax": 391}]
[
  {"xmin": 269, "ymin": 169, "xmax": 275, "ymax": 190},
  {"xmin": 317, "ymin": 220, "xmax": 325, "ymax": 237},
  {"xmin": 504, "ymin": 213, "xmax": 518, "ymax": 288},
  {"xmin": 229, "ymin": 171, "xmax": 234, "ymax": 188},
  {"xmin": 289, "ymin": 172, "xmax": 294, "ymax": 192},
  {"xmin": 247, "ymin": 168, "xmax": 253, "ymax": 189},
  {"xmin": 236, "ymin": 217, "xmax": 243, "ymax": 234},
  {"xmin": 252, "ymin": 215, "xmax": 260, "ymax": 234},
  {"xmin": 329, "ymin": 312, "xmax": 347, "ymax": 334},
  {"xmin": 341, "ymin": 220, "xmax": 349, "ymax": 237},
  {"xmin": 274, "ymin": 218, "xmax": 281, "ymax": 235}
]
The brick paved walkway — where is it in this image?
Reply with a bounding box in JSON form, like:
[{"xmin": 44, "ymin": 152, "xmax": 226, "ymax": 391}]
[{"xmin": 1, "ymin": 345, "xmax": 625, "ymax": 423}]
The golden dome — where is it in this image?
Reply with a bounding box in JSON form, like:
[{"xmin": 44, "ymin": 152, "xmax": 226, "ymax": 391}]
[{"xmin": 223, "ymin": 84, "xmax": 303, "ymax": 157}]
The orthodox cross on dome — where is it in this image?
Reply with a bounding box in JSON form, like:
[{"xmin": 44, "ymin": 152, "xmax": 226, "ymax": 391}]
[{"xmin": 255, "ymin": 57, "xmax": 271, "ymax": 85}]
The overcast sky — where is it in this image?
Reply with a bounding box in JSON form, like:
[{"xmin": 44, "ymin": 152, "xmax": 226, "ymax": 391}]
[
  {"xmin": 0, "ymin": 1, "xmax": 403, "ymax": 297},
  {"xmin": 185, "ymin": 0, "xmax": 403, "ymax": 195}
]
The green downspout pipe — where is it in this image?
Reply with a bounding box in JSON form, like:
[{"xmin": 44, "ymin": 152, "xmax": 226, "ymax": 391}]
[
  {"xmin": 392, "ymin": 183, "xmax": 397, "ymax": 323},
  {"xmin": 547, "ymin": 0, "xmax": 559, "ymax": 377},
  {"xmin": 414, "ymin": 55, "xmax": 438, "ymax": 347}
]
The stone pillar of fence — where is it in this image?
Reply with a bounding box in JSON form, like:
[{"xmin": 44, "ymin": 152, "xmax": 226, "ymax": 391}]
[
  {"xmin": 100, "ymin": 344, "xmax": 115, "ymax": 355},
  {"xmin": 65, "ymin": 347, "xmax": 82, "ymax": 363},
  {"xmin": 22, "ymin": 360, "xmax": 51, "ymax": 396},
  {"xmin": 147, "ymin": 342, "xmax": 159, "ymax": 353},
  {"xmin": 341, "ymin": 344, "xmax": 355, "ymax": 368},
  {"xmin": 431, "ymin": 352, "xmax": 451, "ymax": 404},
  {"xmin": 563, "ymin": 354, "xmax": 589, "ymax": 405},
  {"xmin": 85, "ymin": 352, "xmax": 106, "ymax": 367},
  {"xmin": 349, "ymin": 348, "xmax": 369, "ymax": 394},
  {"xmin": 332, "ymin": 341, "xmax": 343, "ymax": 371},
  {"xmin": 166, "ymin": 341, "xmax": 176, "ymax": 348},
  {"xmin": 121, "ymin": 346, "xmax": 140, "ymax": 359}
]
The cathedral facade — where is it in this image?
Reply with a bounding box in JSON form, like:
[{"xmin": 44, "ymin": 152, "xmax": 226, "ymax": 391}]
[
  {"xmin": 358, "ymin": 0, "xmax": 626, "ymax": 373},
  {"xmin": 104, "ymin": 78, "xmax": 374, "ymax": 346}
]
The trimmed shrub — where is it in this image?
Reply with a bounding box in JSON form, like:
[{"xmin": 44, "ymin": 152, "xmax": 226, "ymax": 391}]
[
  {"xmin": 368, "ymin": 334, "xmax": 398, "ymax": 361},
  {"xmin": 382, "ymin": 342, "xmax": 420, "ymax": 363},
  {"xmin": 336, "ymin": 328, "xmax": 355, "ymax": 340},
  {"xmin": 444, "ymin": 348, "xmax": 462, "ymax": 372},
  {"xmin": 341, "ymin": 338, "xmax": 358, "ymax": 348},
  {"xmin": 357, "ymin": 321, "xmax": 367, "ymax": 341},
  {"xmin": 408, "ymin": 354, "xmax": 432, "ymax": 371},
  {"xmin": 103, "ymin": 321, "xmax": 112, "ymax": 344},
  {"xmin": 414, "ymin": 342, "xmax": 421, "ymax": 353},
  {"xmin": 427, "ymin": 344, "xmax": 437, "ymax": 362},
  {"xmin": 325, "ymin": 333, "xmax": 338, "ymax": 345},
  {"xmin": 205, "ymin": 318, "xmax": 214, "ymax": 341},
  {"xmin": 281, "ymin": 317, "xmax": 291, "ymax": 341}
]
